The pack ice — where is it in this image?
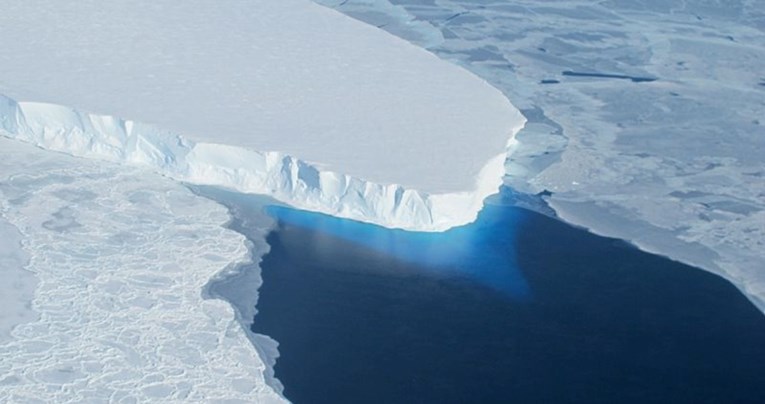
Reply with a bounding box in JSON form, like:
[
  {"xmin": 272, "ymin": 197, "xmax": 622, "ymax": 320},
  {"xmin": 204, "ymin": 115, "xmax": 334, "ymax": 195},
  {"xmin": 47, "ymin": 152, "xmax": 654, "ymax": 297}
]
[
  {"xmin": 0, "ymin": 137, "xmax": 285, "ymax": 402},
  {"xmin": 0, "ymin": 0, "xmax": 524, "ymax": 231}
]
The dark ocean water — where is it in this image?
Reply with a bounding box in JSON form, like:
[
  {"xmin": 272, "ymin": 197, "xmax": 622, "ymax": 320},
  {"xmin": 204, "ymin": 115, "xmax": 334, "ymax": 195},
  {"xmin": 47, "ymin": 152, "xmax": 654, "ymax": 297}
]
[{"xmin": 241, "ymin": 194, "xmax": 765, "ymax": 404}]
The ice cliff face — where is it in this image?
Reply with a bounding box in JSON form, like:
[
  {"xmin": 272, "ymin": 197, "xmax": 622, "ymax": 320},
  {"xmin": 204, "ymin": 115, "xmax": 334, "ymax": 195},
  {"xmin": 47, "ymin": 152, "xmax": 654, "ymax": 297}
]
[{"xmin": 0, "ymin": 94, "xmax": 522, "ymax": 232}]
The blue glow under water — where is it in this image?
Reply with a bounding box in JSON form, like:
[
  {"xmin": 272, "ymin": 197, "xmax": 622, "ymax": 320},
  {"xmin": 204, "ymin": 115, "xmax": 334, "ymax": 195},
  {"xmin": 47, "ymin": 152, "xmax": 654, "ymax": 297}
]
[
  {"xmin": 264, "ymin": 203, "xmax": 531, "ymax": 300},
  {"xmin": 248, "ymin": 196, "xmax": 765, "ymax": 404}
]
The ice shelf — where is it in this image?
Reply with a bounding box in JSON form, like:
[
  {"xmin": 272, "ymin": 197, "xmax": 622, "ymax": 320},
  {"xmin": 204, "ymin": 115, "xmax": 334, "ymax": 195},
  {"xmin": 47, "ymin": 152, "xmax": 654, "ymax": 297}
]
[{"xmin": 0, "ymin": 0, "xmax": 524, "ymax": 231}]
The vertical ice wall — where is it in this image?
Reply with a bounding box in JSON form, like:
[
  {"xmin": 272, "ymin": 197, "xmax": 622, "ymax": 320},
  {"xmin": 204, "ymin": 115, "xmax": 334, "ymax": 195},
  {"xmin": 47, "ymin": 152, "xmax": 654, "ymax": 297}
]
[{"xmin": 0, "ymin": 95, "xmax": 522, "ymax": 231}]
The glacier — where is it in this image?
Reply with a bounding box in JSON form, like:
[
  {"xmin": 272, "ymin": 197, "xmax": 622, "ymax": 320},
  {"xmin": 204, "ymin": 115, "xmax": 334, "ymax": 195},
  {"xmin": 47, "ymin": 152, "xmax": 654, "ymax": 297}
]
[{"xmin": 0, "ymin": 0, "xmax": 525, "ymax": 232}]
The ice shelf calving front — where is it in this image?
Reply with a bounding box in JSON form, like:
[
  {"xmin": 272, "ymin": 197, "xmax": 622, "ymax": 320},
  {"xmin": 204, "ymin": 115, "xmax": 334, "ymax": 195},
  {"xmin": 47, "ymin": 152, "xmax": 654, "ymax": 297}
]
[{"xmin": 0, "ymin": 0, "xmax": 525, "ymax": 231}]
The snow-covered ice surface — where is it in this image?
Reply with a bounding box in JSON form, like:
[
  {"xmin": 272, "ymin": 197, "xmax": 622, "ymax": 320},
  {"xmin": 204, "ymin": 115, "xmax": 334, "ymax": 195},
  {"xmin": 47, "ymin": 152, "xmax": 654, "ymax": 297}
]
[
  {"xmin": 315, "ymin": 0, "xmax": 765, "ymax": 311},
  {"xmin": 0, "ymin": 217, "xmax": 34, "ymax": 343},
  {"xmin": 0, "ymin": 138, "xmax": 284, "ymax": 402},
  {"xmin": 193, "ymin": 186, "xmax": 286, "ymax": 400},
  {"xmin": 0, "ymin": 0, "xmax": 525, "ymax": 231}
]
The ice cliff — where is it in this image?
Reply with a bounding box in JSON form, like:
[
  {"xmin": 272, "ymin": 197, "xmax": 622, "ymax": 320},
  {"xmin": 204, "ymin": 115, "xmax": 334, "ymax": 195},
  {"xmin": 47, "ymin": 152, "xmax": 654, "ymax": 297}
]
[
  {"xmin": 0, "ymin": 0, "xmax": 524, "ymax": 231},
  {"xmin": 0, "ymin": 95, "xmax": 523, "ymax": 231}
]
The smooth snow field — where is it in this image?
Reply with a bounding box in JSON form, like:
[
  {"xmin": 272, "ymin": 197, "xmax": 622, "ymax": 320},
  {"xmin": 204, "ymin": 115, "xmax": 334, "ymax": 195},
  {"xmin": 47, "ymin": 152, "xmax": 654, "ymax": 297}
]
[
  {"xmin": 0, "ymin": 138, "xmax": 284, "ymax": 402},
  {"xmin": 315, "ymin": 0, "xmax": 765, "ymax": 312},
  {"xmin": 0, "ymin": 0, "xmax": 525, "ymax": 231}
]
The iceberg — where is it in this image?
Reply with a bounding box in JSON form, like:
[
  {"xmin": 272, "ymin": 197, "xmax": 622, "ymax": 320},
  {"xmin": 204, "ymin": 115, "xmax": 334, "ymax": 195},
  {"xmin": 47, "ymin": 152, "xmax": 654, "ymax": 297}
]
[{"xmin": 0, "ymin": 0, "xmax": 524, "ymax": 231}]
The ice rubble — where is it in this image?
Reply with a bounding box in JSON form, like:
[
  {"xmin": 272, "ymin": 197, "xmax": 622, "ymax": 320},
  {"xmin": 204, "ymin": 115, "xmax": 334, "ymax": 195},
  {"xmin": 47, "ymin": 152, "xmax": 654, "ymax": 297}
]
[
  {"xmin": 0, "ymin": 0, "xmax": 524, "ymax": 231},
  {"xmin": 0, "ymin": 138, "xmax": 285, "ymax": 402}
]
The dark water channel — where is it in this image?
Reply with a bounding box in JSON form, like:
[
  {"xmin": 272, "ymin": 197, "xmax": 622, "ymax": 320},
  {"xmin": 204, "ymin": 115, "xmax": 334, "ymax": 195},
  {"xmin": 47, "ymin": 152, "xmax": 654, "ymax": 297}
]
[{"xmin": 201, "ymin": 187, "xmax": 765, "ymax": 403}]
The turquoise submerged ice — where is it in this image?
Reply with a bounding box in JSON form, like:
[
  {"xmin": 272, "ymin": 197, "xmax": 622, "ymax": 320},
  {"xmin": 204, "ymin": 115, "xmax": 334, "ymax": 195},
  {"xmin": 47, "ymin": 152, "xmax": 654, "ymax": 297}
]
[
  {"xmin": 266, "ymin": 202, "xmax": 532, "ymax": 299},
  {"xmin": 316, "ymin": 0, "xmax": 765, "ymax": 312}
]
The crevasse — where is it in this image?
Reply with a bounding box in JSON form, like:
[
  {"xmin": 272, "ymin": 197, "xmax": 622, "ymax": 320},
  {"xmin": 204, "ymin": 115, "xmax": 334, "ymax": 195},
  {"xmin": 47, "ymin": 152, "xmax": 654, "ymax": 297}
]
[{"xmin": 0, "ymin": 94, "xmax": 523, "ymax": 231}]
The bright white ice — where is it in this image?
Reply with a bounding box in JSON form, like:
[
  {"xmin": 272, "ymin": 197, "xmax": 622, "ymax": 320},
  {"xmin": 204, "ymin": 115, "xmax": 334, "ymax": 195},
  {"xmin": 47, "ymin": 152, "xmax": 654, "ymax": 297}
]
[
  {"xmin": 0, "ymin": 0, "xmax": 524, "ymax": 231},
  {"xmin": 0, "ymin": 138, "xmax": 284, "ymax": 402}
]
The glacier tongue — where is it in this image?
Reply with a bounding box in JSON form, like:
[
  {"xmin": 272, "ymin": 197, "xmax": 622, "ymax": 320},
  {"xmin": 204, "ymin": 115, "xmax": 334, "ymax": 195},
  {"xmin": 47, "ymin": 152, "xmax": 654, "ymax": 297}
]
[
  {"xmin": 0, "ymin": 0, "xmax": 525, "ymax": 226},
  {"xmin": 0, "ymin": 94, "xmax": 519, "ymax": 231}
]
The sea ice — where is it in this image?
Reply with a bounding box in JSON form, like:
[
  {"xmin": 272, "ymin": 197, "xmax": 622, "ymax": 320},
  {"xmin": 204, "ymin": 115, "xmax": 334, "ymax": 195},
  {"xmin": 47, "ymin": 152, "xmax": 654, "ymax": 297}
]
[
  {"xmin": 0, "ymin": 218, "xmax": 34, "ymax": 343},
  {"xmin": 316, "ymin": 0, "xmax": 765, "ymax": 312},
  {"xmin": 0, "ymin": 138, "xmax": 284, "ymax": 402}
]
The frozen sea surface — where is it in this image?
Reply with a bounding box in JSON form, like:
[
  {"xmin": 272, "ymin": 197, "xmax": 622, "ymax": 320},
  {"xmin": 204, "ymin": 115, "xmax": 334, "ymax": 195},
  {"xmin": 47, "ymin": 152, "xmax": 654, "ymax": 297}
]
[
  {"xmin": 0, "ymin": 217, "xmax": 34, "ymax": 343},
  {"xmin": 316, "ymin": 0, "xmax": 765, "ymax": 311},
  {"xmin": 0, "ymin": 138, "xmax": 284, "ymax": 402}
]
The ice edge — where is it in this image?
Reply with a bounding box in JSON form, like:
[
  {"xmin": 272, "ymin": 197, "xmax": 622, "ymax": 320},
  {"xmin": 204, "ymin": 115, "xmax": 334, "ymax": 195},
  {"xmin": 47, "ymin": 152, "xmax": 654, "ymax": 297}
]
[{"xmin": 0, "ymin": 94, "xmax": 525, "ymax": 232}]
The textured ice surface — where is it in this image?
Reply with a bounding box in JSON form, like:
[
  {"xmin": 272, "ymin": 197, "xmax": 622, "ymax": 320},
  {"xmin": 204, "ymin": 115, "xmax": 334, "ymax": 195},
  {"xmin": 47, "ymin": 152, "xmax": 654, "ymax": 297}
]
[
  {"xmin": 195, "ymin": 186, "xmax": 286, "ymax": 397},
  {"xmin": 0, "ymin": 0, "xmax": 524, "ymax": 220},
  {"xmin": 0, "ymin": 218, "xmax": 34, "ymax": 343},
  {"xmin": 316, "ymin": 0, "xmax": 765, "ymax": 311},
  {"xmin": 0, "ymin": 138, "xmax": 284, "ymax": 402}
]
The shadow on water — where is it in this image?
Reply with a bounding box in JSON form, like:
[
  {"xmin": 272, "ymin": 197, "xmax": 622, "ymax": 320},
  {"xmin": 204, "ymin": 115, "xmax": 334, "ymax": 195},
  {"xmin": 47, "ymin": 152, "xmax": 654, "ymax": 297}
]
[{"xmin": 246, "ymin": 190, "xmax": 765, "ymax": 404}]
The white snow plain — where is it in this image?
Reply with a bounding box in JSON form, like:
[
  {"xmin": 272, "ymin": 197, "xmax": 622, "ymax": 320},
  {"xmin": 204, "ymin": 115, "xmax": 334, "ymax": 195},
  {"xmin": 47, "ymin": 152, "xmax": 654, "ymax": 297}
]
[
  {"xmin": 0, "ymin": 0, "xmax": 524, "ymax": 231},
  {"xmin": 316, "ymin": 0, "xmax": 765, "ymax": 312},
  {"xmin": 0, "ymin": 138, "xmax": 284, "ymax": 402}
]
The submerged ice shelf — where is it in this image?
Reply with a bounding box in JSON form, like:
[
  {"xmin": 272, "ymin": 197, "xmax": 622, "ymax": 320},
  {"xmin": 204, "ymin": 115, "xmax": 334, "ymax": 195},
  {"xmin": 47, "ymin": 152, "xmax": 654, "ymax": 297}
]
[{"xmin": 0, "ymin": 0, "xmax": 524, "ymax": 231}]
